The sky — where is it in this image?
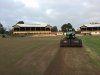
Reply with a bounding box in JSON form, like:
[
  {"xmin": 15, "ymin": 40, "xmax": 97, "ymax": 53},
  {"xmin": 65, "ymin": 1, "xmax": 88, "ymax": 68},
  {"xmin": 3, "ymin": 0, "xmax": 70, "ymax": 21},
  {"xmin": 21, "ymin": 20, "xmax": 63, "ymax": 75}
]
[{"xmin": 0, "ymin": 0, "xmax": 100, "ymax": 30}]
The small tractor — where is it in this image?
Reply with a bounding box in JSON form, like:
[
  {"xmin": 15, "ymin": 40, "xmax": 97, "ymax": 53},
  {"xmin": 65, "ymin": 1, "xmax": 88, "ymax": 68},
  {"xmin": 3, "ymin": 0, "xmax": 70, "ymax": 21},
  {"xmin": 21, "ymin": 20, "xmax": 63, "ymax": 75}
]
[{"xmin": 60, "ymin": 28, "xmax": 82, "ymax": 47}]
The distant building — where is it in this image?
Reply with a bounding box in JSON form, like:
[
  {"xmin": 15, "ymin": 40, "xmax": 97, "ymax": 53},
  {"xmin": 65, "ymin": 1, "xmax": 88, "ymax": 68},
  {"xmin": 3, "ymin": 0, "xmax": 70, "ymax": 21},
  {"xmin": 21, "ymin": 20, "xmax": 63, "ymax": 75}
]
[
  {"xmin": 57, "ymin": 32, "xmax": 63, "ymax": 36},
  {"xmin": 12, "ymin": 23, "xmax": 52, "ymax": 37},
  {"xmin": 80, "ymin": 22, "xmax": 100, "ymax": 35}
]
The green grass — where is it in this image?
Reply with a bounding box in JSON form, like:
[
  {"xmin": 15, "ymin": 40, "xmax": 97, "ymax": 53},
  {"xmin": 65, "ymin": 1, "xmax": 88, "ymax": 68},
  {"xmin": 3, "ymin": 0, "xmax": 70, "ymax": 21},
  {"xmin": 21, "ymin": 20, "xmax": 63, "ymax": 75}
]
[{"xmin": 80, "ymin": 35, "xmax": 100, "ymax": 66}]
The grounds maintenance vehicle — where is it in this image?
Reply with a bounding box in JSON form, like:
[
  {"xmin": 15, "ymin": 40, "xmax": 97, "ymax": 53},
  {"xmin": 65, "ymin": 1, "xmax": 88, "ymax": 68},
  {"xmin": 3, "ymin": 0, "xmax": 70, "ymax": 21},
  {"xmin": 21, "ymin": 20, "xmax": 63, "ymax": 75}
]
[{"xmin": 60, "ymin": 28, "xmax": 82, "ymax": 47}]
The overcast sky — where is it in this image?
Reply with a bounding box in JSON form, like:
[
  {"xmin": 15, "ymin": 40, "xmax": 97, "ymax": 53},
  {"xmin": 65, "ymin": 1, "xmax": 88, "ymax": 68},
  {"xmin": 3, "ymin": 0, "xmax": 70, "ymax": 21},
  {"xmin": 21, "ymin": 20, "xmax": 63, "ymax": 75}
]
[{"xmin": 0, "ymin": 0, "xmax": 100, "ymax": 29}]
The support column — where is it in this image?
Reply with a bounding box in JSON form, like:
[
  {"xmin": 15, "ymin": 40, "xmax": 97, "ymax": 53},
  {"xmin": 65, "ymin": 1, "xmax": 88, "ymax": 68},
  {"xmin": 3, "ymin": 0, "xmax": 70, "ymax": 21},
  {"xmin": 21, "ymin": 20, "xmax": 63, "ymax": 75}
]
[
  {"xmin": 35, "ymin": 27, "xmax": 36, "ymax": 35},
  {"xmin": 97, "ymin": 27, "xmax": 99, "ymax": 31},
  {"xmin": 19, "ymin": 27, "xmax": 20, "ymax": 31},
  {"xmin": 30, "ymin": 27, "xmax": 31, "ymax": 31},
  {"xmin": 45, "ymin": 27, "xmax": 46, "ymax": 35},
  {"xmin": 25, "ymin": 27, "xmax": 27, "ymax": 36},
  {"xmin": 40, "ymin": 27, "xmax": 41, "ymax": 35},
  {"xmin": 19, "ymin": 27, "xmax": 20, "ymax": 36},
  {"xmin": 92, "ymin": 27, "xmax": 93, "ymax": 31}
]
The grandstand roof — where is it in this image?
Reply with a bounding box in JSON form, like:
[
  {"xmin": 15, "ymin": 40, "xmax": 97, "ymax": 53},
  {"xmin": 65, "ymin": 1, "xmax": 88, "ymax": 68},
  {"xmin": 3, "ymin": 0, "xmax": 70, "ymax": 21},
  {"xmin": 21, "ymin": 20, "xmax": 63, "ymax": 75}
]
[
  {"xmin": 13, "ymin": 23, "xmax": 51, "ymax": 28},
  {"xmin": 81, "ymin": 23, "xmax": 100, "ymax": 28}
]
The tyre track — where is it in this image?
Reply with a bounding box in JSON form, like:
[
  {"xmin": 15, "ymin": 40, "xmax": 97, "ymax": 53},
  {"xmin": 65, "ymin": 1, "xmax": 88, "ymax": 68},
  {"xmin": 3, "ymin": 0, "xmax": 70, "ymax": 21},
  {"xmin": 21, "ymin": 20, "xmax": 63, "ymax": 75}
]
[{"xmin": 44, "ymin": 47, "xmax": 100, "ymax": 75}]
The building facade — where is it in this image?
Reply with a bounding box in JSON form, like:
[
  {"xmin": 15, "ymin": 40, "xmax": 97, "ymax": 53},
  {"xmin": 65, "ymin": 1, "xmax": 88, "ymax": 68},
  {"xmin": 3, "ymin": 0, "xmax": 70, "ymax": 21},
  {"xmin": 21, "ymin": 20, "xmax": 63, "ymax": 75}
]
[
  {"xmin": 80, "ymin": 23, "xmax": 100, "ymax": 35},
  {"xmin": 12, "ymin": 23, "xmax": 52, "ymax": 37}
]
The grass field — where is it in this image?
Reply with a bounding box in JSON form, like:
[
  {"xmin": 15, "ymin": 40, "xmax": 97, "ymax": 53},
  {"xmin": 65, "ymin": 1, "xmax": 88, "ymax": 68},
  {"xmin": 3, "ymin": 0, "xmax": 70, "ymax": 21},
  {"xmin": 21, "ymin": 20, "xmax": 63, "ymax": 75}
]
[
  {"xmin": 0, "ymin": 36, "xmax": 100, "ymax": 75},
  {"xmin": 80, "ymin": 36, "xmax": 100, "ymax": 66}
]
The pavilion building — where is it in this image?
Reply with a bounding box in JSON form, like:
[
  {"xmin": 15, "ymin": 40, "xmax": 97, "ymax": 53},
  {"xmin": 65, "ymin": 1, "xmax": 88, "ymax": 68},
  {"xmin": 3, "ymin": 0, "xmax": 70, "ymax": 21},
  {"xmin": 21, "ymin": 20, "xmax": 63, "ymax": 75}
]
[
  {"xmin": 12, "ymin": 23, "xmax": 52, "ymax": 37},
  {"xmin": 80, "ymin": 22, "xmax": 100, "ymax": 35}
]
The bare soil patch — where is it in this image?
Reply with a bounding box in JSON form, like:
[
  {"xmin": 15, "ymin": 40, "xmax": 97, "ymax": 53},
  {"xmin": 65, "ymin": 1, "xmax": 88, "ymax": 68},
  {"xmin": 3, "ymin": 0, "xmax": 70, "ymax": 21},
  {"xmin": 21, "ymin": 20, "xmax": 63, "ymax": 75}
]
[
  {"xmin": 44, "ymin": 47, "xmax": 100, "ymax": 75},
  {"xmin": 0, "ymin": 37, "xmax": 100, "ymax": 75}
]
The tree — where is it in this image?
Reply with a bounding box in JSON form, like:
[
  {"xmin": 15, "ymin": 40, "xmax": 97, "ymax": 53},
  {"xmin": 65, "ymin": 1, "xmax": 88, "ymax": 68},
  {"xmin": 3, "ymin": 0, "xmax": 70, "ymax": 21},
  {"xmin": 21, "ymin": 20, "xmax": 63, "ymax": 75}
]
[
  {"xmin": 51, "ymin": 26, "xmax": 58, "ymax": 32},
  {"xmin": 17, "ymin": 21, "xmax": 24, "ymax": 24},
  {"xmin": 0, "ymin": 23, "xmax": 6, "ymax": 34},
  {"xmin": 61, "ymin": 23, "xmax": 73, "ymax": 32},
  {"xmin": 8, "ymin": 29, "xmax": 13, "ymax": 36}
]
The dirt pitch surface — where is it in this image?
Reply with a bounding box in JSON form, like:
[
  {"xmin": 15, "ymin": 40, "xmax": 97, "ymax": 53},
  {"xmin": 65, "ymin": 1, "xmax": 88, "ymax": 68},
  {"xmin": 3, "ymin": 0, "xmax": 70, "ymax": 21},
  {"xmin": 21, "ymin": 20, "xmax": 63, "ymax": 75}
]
[
  {"xmin": 0, "ymin": 37, "xmax": 100, "ymax": 75},
  {"xmin": 44, "ymin": 47, "xmax": 100, "ymax": 75}
]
